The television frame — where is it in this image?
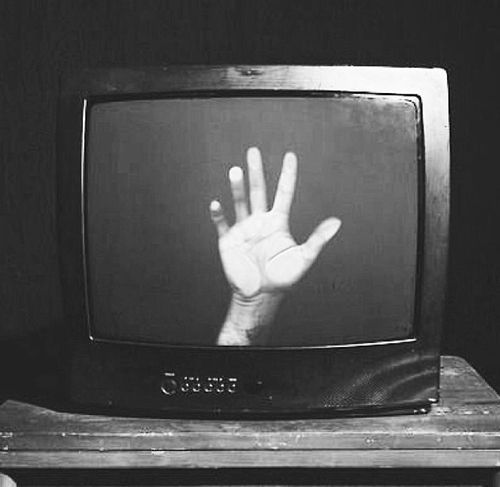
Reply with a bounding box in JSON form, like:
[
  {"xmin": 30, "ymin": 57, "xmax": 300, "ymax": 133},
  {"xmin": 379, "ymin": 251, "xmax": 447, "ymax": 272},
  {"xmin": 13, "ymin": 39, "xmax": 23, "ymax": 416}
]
[{"xmin": 57, "ymin": 65, "xmax": 449, "ymax": 417}]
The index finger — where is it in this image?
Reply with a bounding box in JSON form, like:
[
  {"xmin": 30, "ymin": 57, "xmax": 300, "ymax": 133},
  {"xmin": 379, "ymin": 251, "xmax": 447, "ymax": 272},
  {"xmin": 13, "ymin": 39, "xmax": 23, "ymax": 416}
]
[{"xmin": 272, "ymin": 151, "xmax": 297, "ymax": 215}]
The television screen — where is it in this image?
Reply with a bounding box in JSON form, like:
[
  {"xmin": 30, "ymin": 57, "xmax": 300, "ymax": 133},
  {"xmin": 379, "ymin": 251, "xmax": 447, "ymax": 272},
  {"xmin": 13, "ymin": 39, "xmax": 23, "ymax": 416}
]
[{"xmin": 85, "ymin": 95, "xmax": 420, "ymax": 348}]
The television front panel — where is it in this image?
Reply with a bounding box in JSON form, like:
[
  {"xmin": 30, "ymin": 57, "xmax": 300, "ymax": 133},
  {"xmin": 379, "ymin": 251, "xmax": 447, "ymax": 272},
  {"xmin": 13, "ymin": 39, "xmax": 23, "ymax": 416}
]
[{"xmin": 57, "ymin": 66, "xmax": 449, "ymax": 416}]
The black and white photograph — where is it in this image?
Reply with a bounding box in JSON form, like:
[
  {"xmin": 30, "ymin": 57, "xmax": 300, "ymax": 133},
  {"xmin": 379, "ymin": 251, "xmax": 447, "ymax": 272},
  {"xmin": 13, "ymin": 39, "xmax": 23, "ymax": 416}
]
[{"xmin": 1, "ymin": 1, "xmax": 499, "ymax": 486}]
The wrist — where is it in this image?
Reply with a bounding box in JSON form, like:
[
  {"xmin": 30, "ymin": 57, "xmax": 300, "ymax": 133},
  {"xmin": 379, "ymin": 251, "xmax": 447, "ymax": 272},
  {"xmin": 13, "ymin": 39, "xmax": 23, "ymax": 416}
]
[{"xmin": 217, "ymin": 292, "xmax": 284, "ymax": 346}]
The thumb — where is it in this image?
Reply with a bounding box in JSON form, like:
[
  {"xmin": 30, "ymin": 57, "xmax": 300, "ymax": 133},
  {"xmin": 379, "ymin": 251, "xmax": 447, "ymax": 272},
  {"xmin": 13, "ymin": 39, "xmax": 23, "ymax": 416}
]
[{"xmin": 301, "ymin": 217, "xmax": 341, "ymax": 262}]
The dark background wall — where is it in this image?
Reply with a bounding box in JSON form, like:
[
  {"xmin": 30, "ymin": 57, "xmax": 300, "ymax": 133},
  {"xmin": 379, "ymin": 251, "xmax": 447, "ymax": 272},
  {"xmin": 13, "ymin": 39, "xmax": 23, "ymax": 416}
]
[{"xmin": 1, "ymin": 0, "xmax": 499, "ymax": 400}]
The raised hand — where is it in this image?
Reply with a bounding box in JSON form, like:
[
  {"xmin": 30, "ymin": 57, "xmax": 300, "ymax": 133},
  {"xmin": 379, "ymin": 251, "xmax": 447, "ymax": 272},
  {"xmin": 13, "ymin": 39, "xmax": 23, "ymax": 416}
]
[
  {"xmin": 210, "ymin": 147, "xmax": 341, "ymax": 345},
  {"xmin": 210, "ymin": 147, "xmax": 341, "ymax": 298}
]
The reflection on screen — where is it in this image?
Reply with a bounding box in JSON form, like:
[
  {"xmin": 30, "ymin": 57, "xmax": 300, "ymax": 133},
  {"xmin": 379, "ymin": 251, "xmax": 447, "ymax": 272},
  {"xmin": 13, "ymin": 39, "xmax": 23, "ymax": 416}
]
[{"xmin": 86, "ymin": 96, "xmax": 420, "ymax": 347}]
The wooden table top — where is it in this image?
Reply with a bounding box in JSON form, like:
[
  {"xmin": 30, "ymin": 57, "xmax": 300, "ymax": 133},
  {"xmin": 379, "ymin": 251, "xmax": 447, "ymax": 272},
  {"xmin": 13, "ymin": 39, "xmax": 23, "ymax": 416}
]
[{"xmin": 1, "ymin": 356, "xmax": 499, "ymax": 469}]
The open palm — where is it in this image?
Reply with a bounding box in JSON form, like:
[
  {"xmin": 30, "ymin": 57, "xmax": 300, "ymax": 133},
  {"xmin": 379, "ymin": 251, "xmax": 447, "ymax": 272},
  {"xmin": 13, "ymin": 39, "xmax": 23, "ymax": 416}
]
[{"xmin": 210, "ymin": 148, "xmax": 341, "ymax": 299}]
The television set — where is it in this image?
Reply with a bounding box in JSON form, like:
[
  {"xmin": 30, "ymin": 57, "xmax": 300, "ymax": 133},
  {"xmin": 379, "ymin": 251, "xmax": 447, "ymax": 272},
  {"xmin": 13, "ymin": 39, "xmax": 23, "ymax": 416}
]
[{"xmin": 57, "ymin": 65, "xmax": 449, "ymax": 417}]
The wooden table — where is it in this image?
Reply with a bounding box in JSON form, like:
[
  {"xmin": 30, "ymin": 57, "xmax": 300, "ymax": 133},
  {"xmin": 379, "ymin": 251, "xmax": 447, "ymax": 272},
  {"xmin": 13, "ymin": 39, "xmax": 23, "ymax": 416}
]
[{"xmin": 1, "ymin": 356, "xmax": 500, "ymax": 486}]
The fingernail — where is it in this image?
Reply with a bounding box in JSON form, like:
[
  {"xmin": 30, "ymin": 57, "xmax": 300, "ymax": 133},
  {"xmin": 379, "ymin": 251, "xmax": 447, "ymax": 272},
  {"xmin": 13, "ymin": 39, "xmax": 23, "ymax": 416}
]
[
  {"xmin": 326, "ymin": 218, "xmax": 342, "ymax": 236},
  {"xmin": 247, "ymin": 147, "xmax": 261, "ymax": 167},
  {"xmin": 283, "ymin": 151, "xmax": 297, "ymax": 168},
  {"xmin": 210, "ymin": 200, "xmax": 221, "ymax": 212},
  {"xmin": 229, "ymin": 166, "xmax": 243, "ymax": 182}
]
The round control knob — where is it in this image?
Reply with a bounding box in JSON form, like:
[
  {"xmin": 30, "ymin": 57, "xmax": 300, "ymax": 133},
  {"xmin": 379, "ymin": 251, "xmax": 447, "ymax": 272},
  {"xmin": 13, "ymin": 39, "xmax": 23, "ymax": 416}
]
[{"xmin": 160, "ymin": 378, "xmax": 178, "ymax": 395}]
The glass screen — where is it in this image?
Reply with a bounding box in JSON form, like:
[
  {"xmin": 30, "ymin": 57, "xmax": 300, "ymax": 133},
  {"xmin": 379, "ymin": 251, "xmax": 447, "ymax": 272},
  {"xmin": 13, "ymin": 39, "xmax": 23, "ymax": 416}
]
[{"xmin": 85, "ymin": 95, "xmax": 420, "ymax": 347}]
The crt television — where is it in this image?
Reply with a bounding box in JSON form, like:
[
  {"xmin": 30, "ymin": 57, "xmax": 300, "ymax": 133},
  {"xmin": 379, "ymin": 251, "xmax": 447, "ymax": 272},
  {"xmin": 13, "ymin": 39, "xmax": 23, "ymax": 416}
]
[{"xmin": 57, "ymin": 65, "xmax": 449, "ymax": 416}]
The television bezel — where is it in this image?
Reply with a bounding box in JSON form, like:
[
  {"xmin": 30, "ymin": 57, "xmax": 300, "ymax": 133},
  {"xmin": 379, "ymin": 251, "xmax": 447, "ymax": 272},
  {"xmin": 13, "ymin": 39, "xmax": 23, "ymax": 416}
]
[{"xmin": 57, "ymin": 66, "xmax": 449, "ymax": 416}]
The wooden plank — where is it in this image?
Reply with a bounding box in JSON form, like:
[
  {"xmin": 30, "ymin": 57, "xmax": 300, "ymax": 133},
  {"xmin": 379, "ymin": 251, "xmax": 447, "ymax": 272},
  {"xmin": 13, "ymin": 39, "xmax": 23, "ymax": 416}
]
[
  {"xmin": 1, "ymin": 416, "xmax": 500, "ymax": 451},
  {"xmin": 1, "ymin": 449, "xmax": 500, "ymax": 469},
  {"xmin": 439, "ymin": 356, "xmax": 500, "ymax": 404},
  {"xmin": 1, "ymin": 401, "xmax": 500, "ymax": 451}
]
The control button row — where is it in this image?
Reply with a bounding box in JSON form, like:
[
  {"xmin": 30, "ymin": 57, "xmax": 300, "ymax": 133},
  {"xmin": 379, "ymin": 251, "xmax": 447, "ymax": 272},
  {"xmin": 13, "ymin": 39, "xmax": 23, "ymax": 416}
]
[{"xmin": 160, "ymin": 376, "xmax": 238, "ymax": 395}]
